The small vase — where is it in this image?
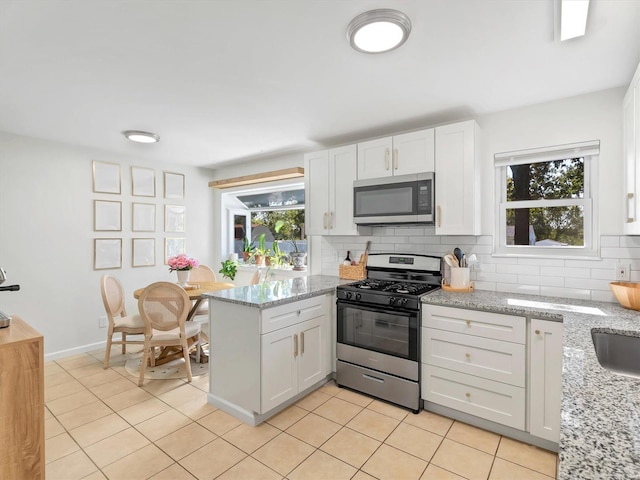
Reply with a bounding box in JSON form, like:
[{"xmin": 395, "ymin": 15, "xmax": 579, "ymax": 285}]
[{"xmin": 176, "ymin": 269, "xmax": 190, "ymax": 286}]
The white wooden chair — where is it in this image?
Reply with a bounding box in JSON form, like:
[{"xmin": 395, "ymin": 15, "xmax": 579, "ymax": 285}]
[
  {"xmin": 100, "ymin": 275, "xmax": 145, "ymax": 369},
  {"xmin": 137, "ymin": 282, "xmax": 201, "ymax": 386}
]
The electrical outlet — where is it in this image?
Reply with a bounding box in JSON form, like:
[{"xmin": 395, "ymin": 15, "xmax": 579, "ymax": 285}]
[
  {"xmin": 615, "ymin": 263, "xmax": 631, "ymax": 281},
  {"xmin": 98, "ymin": 316, "xmax": 107, "ymax": 328}
]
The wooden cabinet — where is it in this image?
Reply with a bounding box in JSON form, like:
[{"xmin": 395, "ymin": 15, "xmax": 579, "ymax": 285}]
[
  {"xmin": 623, "ymin": 61, "xmax": 640, "ymax": 234},
  {"xmin": 434, "ymin": 120, "xmax": 481, "ymax": 235},
  {"xmin": 422, "ymin": 305, "xmax": 526, "ymax": 430},
  {"xmin": 305, "ymin": 145, "xmax": 359, "ymax": 236},
  {"xmin": 529, "ymin": 318, "xmax": 563, "ymax": 443},
  {"xmin": 357, "ymin": 129, "xmax": 435, "ymax": 180},
  {"xmin": 209, "ymin": 294, "xmax": 332, "ymax": 425},
  {"xmin": 0, "ymin": 317, "xmax": 44, "ymax": 479}
]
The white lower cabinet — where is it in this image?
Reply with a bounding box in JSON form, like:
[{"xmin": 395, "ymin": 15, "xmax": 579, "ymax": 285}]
[
  {"xmin": 529, "ymin": 318, "xmax": 563, "ymax": 443},
  {"xmin": 422, "ymin": 305, "xmax": 563, "ymax": 445},
  {"xmin": 261, "ymin": 316, "xmax": 326, "ymax": 412},
  {"xmin": 209, "ymin": 293, "xmax": 332, "ymax": 424}
]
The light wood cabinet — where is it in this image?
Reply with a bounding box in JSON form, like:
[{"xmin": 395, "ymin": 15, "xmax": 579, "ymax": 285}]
[
  {"xmin": 623, "ymin": 61, "xmax": 640, "ymax": 234},
  {"xmin": 357, "ymin": 129, "xmax": 435, "ymax": 180},
  {"xmin": 529, "ymin": 318, "xmax": 563, "ymax": 443},
  {"xmin": 434, "ymin": 120, "xmax": 481, "ymax": 235},
  {"xmin": 305, "ymin": 145, "xmax": 359, "ymax": 236},
  {"xmin": 0, "ymin": 317, "xmax": 44, "ymax": 479}
]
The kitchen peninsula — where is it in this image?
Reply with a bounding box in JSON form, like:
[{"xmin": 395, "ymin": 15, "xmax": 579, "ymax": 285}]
[{"xmin": 204, "ymin": 275, "xmax": 349, "ymax": 426}]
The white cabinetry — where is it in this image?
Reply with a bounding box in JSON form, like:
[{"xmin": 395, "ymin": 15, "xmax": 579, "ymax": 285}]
[
  {"xmin": 623, "ymin": 61, "xmax": 640, "ymax": 234},
  {"xmin": 209, "ymin": 294, "xmax": 332, "ymax": 424},
  {"xmin": 529, "ymin": 318, "xmax": 563, "ymax": 443},
  {"xmin": 305, "ymin": 145, "xmax": 359, "ymax": 236},
  {"xmin": 434, "ymin": 120, "xmax": 481, "ymax": 235},
  {"xmin": 422, "ymin": 305, "xmax": 526, "ymax": 429},
  {"xmin": 357, "ymin": 129, "xmax": 435, "ymax": 180}
]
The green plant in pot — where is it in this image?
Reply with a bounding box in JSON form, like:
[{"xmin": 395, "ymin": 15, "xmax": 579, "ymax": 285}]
[
  {"xmin": 218, "ymin": 259, "xmax": 237, "ymax": 281},
  {"xmin": 268, "ymin": 241, "xmax": 289, "ymax": 267},
  {"xmin": 275, "ymin": 220, "xmax": 306, "ymax": 271},
  {"xmin": 252, "ymin": 233, "xmax": 270, "ymax": 266},
  {"xmin": 242, "ymin": 236, "xmax": 255, "ymax": 263}
]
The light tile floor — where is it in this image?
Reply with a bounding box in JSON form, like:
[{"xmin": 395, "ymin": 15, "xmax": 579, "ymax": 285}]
[{"xmin": 44, "ymin": 346, "xmax": 558, "ymax": 480}]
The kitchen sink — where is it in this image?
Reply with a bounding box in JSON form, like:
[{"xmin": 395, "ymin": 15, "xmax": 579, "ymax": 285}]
[{"xmin": 591, "ymin": 329, "xmax": 640, "ymax": 378}]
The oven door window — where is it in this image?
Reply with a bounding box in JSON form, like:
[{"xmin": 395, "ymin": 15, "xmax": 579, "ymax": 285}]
[{"xmin": 337, "ymin": 302, "xmax": 418, "ymax": 361}]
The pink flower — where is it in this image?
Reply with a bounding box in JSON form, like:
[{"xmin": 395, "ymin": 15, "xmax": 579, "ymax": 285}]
[{"xmin": 167, "ymin": 254, "xmax": 199, "ymax": 272}]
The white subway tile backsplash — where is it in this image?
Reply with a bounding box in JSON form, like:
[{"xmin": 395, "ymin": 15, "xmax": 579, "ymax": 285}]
[{"xmin": 319, "ymin": 233, "xmax": 636, "ymax": 304}]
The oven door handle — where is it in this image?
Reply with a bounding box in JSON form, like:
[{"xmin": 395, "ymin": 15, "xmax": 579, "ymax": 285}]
[{"xmin": 336, "ymin": 300, "xmax": 420, "ymax": 316}]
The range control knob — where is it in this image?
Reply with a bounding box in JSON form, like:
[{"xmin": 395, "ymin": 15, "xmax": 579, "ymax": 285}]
[
  {"xmin": 355, "ymin": 293, "xmax": 362, "ymax": 301},
  {"xmin": 346, "ymin": 292, "xmax": 353, "ymax": 300},
  {"xmin": 389, "ymin": 297, "xmax": 396, "ymax": 305}
]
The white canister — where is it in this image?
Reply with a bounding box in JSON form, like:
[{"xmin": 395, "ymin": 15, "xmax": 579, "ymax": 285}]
[
  {"xmin": 450, "ymin": 267, "xmax": 471, "ymax": 289},
  {"xmin": 228, "ymin": 253, "xmax": 239, "ymax": 262}
]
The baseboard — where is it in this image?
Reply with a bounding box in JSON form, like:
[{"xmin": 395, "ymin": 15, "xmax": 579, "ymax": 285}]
[{"xmin": 44, "ymin": 340, "xmax": 107, "ymax": 362}]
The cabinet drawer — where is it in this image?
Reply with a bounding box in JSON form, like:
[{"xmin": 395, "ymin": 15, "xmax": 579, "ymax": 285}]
[
  {"xmin": 423, "ymin": 305, "xmax": 525, "ymax": 344},
  {"xmin": 422, "ymin": 328, "xmax": 525, "ymax": 387},
  {"xmin": 261, "ymin": 295, "xmax": 327, "ymax": 334},
  {"xmin": 422, "ymin": 365, "xmax": 525, "ymax": 430}
]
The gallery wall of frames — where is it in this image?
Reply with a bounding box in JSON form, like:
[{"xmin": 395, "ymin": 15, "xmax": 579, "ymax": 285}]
[{"xmin": 91, "ymin": 160, "xmax": 187, "ymax": 270}]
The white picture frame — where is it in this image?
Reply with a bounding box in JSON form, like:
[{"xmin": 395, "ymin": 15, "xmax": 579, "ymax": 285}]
[
  {"xmin": 93, "ymin": 160, "xmax": 121, "ymax": 194},
  {"xmin": 165, "ymin": 237, "xmax": 186, "ymax": 263},
  {"xmin": 132, "ymin": 238, "xmax": 155, "ymax": 267},
  {"xmin": 94, "ymin": 238, "xmax": 122, "ymax": 270},
  {"xmin": 131, "ymin": 166, "xmax": 156, "ymax": 197},
  {"xmin": 94, "ymin": 200, "xmax": 122, "ymax": 231},
  {"xmin": 164, "ymin": 172, "xmax": 185, "ymax": 199},
  {"xmin": 132, "ymin": 202, "xmax": 156, "ymax": 232},
  {"xmin": 165, "ymin": 204, "xmax": 185, "ymax": 233}
]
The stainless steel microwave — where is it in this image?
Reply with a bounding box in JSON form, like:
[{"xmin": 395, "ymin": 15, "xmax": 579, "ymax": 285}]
[{"xmin": 353, "ymin": 172, "xmax": 435, "ymax": 225}]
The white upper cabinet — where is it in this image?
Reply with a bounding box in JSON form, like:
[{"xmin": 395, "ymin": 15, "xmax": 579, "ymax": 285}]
[
  {"xmin": 357, "ymin": 129, "xmax": 435, "ymax": 180},
  {"xmin": 623, "ymin": 61, "xmax": 640, "ymax": 234},
  {"xmin": 434, "ymin": 120, "xmax": 481, "ymax": 235},
  {"xmin": 305, "ymin": 144, "xmax": 359, "ymax": 236}
]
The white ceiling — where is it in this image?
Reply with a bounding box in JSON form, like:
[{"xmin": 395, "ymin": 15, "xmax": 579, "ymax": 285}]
[{"xmin": 1, "ymin": 0, "xmax": 639, "ymax": 169}]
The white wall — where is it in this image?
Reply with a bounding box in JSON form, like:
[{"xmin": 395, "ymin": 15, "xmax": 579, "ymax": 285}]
[{"xmin": 0, "ymin": 132, "xmax": 215, "ymax": 358}]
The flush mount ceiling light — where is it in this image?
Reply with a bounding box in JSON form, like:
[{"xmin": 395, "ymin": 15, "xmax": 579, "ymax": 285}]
[
  {"xmin": 122, "ymin": 130, "xmax": 160, "ymax": 144},
  {"xmin": 347, "ymin": 9, "xmax": 411, "ymax": 54},
  {"xmin": 558, "ymin": 0, "xmax": 590, "ymax": 41}
]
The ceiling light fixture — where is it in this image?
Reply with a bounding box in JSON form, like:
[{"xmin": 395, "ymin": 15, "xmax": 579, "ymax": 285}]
[
  {"xmin": 122, "ymin": 130, "xmax": 160, "ymax": 144},
  {"xmin": 347, "ymin": 9, "xmax": 411, "ymax": 54},
  {"xmin": 559, "ymin": 0, "xmax": 590, "ymax": 41}
]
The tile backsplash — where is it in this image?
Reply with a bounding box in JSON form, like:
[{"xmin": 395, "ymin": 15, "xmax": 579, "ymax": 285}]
[{"xmin": 320, "ymin": 226, "xmax": 640, "ymax": 304}]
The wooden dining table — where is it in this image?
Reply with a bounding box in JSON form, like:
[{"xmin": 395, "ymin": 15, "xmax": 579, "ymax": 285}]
[{"xmin": 133, "ymin": 281, "xmax": 235, "ymax": 364}]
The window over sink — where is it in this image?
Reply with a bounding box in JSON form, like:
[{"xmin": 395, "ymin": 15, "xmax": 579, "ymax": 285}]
[{"xmin": 495, "ymin": 140, "xmax": 599, "ymax": 257}]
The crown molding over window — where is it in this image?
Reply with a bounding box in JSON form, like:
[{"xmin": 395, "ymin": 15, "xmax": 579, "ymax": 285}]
[{"xmin": 208, "ymin": 167, "xmax": 304, "ymax": 189}]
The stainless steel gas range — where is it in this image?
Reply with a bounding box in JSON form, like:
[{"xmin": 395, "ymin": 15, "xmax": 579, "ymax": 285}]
[{"xmin": 335, "ymin": 253, "xmax": 442, "ymax": 413}]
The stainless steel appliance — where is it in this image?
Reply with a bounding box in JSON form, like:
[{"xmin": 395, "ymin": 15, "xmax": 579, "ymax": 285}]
[
  {"xmin": 0, "ymin": 267, "xmax": 20, "ymax": 328},
  {"xmin": 336, "ymin": 253, "xmax": 442, "ymax": 412},
  {"xmin": 353, "ymin": 172, "xmax": 435, "ymax": 225}
]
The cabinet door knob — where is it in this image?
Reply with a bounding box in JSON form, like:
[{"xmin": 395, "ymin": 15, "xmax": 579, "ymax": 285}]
[{"xmin": 535, "ymin": 329, "xmax": 541, "ymax": 335}]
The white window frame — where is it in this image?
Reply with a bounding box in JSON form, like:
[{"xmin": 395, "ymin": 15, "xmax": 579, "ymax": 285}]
[{"xmin": 494, "ymin": 140, "xmax": 599, "ymax": 258}]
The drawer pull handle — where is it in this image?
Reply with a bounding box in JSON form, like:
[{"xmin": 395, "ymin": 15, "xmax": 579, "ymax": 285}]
[
  {"xmin": 535, "ymin": 329, "xmax": 541, "ymax": 335},
  {"xmin": 465, "ymin": 353, "xmax": 471, "ymax": 359},
  {"xmin": 465, "ymin": 392, "xmax": 471, "ymax": 398},
  {"xmin": 297, "ymin": 310, "xmax": 301, "ymax": 316},
  {"xmin": 363, "ymin": 374, "xmax": 384, "ymax": 384},
  {"xmin": 466, "ymin": 320, "xmax": 471, "ymax": 327}
]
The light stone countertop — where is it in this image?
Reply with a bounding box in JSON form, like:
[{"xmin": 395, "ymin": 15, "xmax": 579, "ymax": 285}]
[
  {"xmin": 422, "ymin": 289, "xmax": 640, "ymax": 479},
  {"xmin": 203, "ymin": 274, "xmax": 352, "ymax": 309}
]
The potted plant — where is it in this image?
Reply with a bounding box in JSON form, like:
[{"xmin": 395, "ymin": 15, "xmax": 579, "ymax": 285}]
[
  {"xmin": 242, "ymin": 236, "xmax": 255, "ymax": 263},
  {"xmin": 218, "ymin": 259, "xmax": 237, "ymax": 281},
  {"xmin": 252, "ymin": 233, "xmax": 270, "ymax": 266},
  {"xmin": 275, "ymin": 220, "xmax": 306, "ymax": 271},
  {"xmin": 167, "ymin": 253, "xmax": 199, "ymax": 286},
  {"xmin": 268, "ymin": 241, "xmax": 289, "ymax": 267}
]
